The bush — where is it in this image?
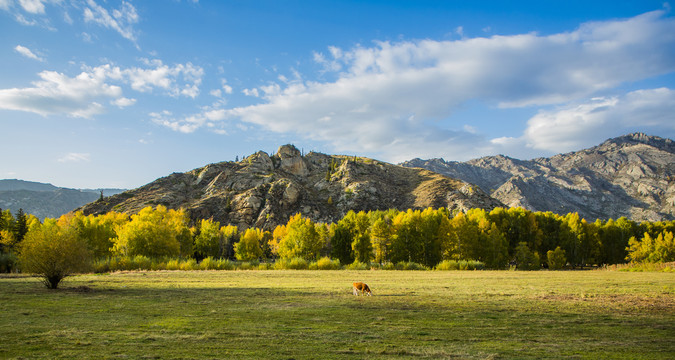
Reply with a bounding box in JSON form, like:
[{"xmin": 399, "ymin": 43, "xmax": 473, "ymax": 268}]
[
  {"xmin": 199, "ymin": 257, "xmax": 219, "ymax": 270},
  {"xmin": 346, "ymin": 260, "xmax": 369, "ymax": 270},
  {"xmin": 435, "ymin": 260, "xmax": 459, "ymax": 270},
  {"xmin": 132, "ymin": 255, "xmax": 152, "ymax": 270},
  {"xmin": 273, "ymin": 257, "xmax": 308, "ymax": 270},
  {"xmin": 237, "ymin": 261, "xmax": 254, "ymax": 270},
  {"xmin": 257, "ymin": 262, "xmax": 272, "ymax": 270},
  {"xmin": 216, "ymin": 259, "xmax": 236, "ymax": 270},
  {"xmin": 314, "ymin": 257, "xmax": 342, "ymax": 270},
  {"xmin": 0, "ymin": 252, "xmax": 18, "ymax": 273},
  {"xmin": 179, "ymin": 259, "xmax": 198, "ymax": 271},
  {"xmin": 18, "ymin": 222, "xmax": 92, "ymax": 289},
  {"xmin": 514, "ymin": 242, "xmax": 541, "ymax": 270},
  {"xmin": 379, "ymin": 262, "xmax": 396, "ymax": 270},
  {"xmin": 395, "ymin": 261, "xmax": 428, "ymax": 270},
  {"xmin": 165, "ymin": 259, "xmax": 181, "ymax": 270},
  {"xmin": 547, "ymin": 247, "xmax": 567, "ymax": 270}
]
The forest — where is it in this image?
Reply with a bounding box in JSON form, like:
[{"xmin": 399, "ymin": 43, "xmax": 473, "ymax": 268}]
[{"xmin": 2, "ymin": 204, "xmax": 674, "ymax": 277}]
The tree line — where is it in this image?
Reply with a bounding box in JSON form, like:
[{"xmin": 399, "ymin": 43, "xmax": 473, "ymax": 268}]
[{"xmin": 2, "ymin": 205, "xmax": 674, "ymax": 288}]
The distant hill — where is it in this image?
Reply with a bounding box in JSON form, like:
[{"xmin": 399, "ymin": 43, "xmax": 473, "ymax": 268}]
[
  {"xmin": 401, "ymin": 133, "xmax": 675, "ymax": 222},
  {"xmin": 0, "ymin": 179, "xmax": 59, "ymax": 192},
  {"xmin": 78, "ymin": 145, "xmax": 503, "ymax": 230},
  {"xmin": 0, "ymin": 180, "xmax": 126, "ymax": 219}
]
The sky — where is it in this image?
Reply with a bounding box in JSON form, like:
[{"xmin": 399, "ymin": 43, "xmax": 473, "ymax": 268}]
[{"xmin": 1, "ymin": 0, "xmax": 675, "ymax": 189}]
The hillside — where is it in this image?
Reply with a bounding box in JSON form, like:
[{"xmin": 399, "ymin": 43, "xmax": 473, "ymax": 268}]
[
  {"xmin": 0, "ymin": 180, "xmax": 126, "ymax": 219},
  {"xmin": 402, "ymin": 133, "xmax": 675, "ymax": 221},
  {"xmin": 79, "ymin": 145, "xmax": 502, "ymax": 229}
]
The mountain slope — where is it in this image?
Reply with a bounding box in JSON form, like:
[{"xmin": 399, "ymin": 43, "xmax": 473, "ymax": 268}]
[
  {"xmin": 0, "ymin": 180, "xmax": 126, "ymax": 219},
  {"xmin": 79, "ymin": 145, "xmax": 503, "ymax": 229},
  {"xmin": 402, "ymin": 133, "xmax": 675, "ymax": 221}
]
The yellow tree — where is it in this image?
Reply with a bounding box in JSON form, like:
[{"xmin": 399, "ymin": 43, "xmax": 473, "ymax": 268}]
[
  {"xmin": 235, "ymin": 228, "xmax": 263, "ymax": 261},
  {"xmin": 18, "ymin": 219, "xmax": 91, "ymax": 289},
  {"xmin": 113, "ymin": 206, "xmax": 189, "ymax": 258},
  {"xmin": 194, "ymin": 219, "xmax": 223, "ymax": 258},
  {"xmin": 278, "ymin": 213, "xmax": 322, "ymax": 260}
]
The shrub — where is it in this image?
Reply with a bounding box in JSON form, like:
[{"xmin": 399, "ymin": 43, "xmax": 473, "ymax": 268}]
[
  {"xmin": 0, "ymin": 252, "xmax": 18, "ymax": 273},
  {"xmin": 257, "ymin": 262, "xmax": 272, "ymax": 270},
  {"xmin": 18, "ymin": 222, "xmax": 92, "ymax": 289},
  {"xmin": 165, "ymin": 259, "xmax": 181, "ymax": 270},
  {"xmin": 216, "ymin": 259, "xmax": 235, "ymax": 270},
  {"xmin": 380, "ymin": 262, "xmax": 396, "ymax": 270},
  {"xmin": 315, "ymin": 257, "xmax": 341, "ymax": 270},
  {"xmin": 237, "ymin": 262, "xmax": 254, "ymax": 270},
  {"xmin": 435, "ymin": 260, "xmax": 459, "ymax": 270},
  {"xmin": 199, "ymin": 257, "xmax": 219, "ymax": 270},
  {"xmin": 132, "ymin": 255, "xmax": 152, "ymax": 270},
  {"xmin": 547, "ymin": 247, "xmax": 567, "ymax": 270},
  {"xmin": 514, "ymin": 242, "xmax": 541, "ymax": 270},
  {"xmin": 273, "ymin": 257, "xmax": 308, "ymax": 270},
  {"xmin": 346, "ymin": 260, "xmax": 369, "ymax": 270},
  {"xmin": 179, "ymin": 258, "xmax": 198, "ymax": 271},
  {"xmin": 395, "ymin": 261, "xmax": 428, "ymax": 270}
]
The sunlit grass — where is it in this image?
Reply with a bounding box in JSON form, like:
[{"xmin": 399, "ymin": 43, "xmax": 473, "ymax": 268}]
[{"xmin": 1, "ymin": 270, "xmax": 673, "ymax": 359}]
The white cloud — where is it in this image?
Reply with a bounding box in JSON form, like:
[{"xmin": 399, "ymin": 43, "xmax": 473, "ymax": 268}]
[
  {"xmin": 0, "ymin": 67, "xmax": 121, "ymax": 117},
  {"xmin": 0, "ymin": 60, "xmax": 202, "ymax": 117},
  {"xmin": 111, "ymin": 96, "xmax": 136, "ymax": 108},
  {"xmin": 14, "ymin": 44, "xmax": 44, "ymax": 62},
  {"xmin": 206, "ymin": 10, "xmax": 675, "ymax": 162},
  {"xmin": 0, "ymin": 0, "xmax": 11, "ymax": 11},
  {"xmin": 121, "ymin": 59, "xmax": 204, "ymax": 98},
  {"xmin": 19, "ymin": 0, "xmax": 46, "ymax": 14},
  {"xmin": 58, "ymin": 152, "xmax": 91, "ymax": 163},
  {"xmin": 523, "ymin": 88, "xmax": 675, "ymax": 153},
  {"xmin": 83, "ymin": 0, "xmax": 139, "ymax": 44}
]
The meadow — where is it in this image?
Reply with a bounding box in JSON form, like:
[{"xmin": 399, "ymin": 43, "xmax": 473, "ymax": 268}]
[{"xmin": 1, "ymin": 270, "xmax": 673, "ymax": 359}]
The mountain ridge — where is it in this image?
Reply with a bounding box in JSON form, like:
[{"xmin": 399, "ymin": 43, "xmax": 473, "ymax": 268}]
[
  {"xmin": 401, "ymin": 133, "xmax": 675, "ymax": 221},
  {"xmin": 0, "ymin": 180, "xmax": 126, "ymax": 219},
  {"xmin": 78, "ymin": 145, "xmax": 503, "ymax": 229}
]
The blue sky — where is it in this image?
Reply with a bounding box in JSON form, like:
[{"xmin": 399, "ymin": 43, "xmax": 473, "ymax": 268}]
[{"xmin": 1, "ymin": 1, "xmax": 674, "ymax": 189}]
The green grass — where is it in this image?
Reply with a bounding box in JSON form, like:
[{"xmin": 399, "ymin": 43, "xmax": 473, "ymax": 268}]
[{"xmin": 1, "ymin": 270, "xmax": 673, "ymax": 359}]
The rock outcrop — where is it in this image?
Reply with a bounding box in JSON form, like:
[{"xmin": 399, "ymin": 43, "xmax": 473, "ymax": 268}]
[
  {"xmin": 78, "ymin": 145, "xmax": 502, "ymax": 229},
  {"xmin": 402, "ymin": 133, "xmax": 675, "ymax": 221}
]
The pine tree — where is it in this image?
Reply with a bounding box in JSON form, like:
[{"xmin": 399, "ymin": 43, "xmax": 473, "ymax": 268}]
[{"xmin": 14, "ymin": 209, "xmax": 28, "ymax": 243}]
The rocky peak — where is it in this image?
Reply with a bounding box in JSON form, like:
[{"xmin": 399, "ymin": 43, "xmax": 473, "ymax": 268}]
[
  {"xmin": 78, "ymin": 149, "xmax": 503, "ymax": 230},
  {"xmin": 402, "ymin": 133, "xmax": 675, "ymax": 221},
  {"xmin": 275, "ymin": 144, "xmax": 308, "ymax": 176}
]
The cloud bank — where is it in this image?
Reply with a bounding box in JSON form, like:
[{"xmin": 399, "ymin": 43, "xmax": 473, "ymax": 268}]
[
  {"xmin": 156, "ymin": 9, "xmax": 675, "ymax": 161},
  {"xmin": 0, "ymin": 60, "xmax": 204, "ymax": 118}
]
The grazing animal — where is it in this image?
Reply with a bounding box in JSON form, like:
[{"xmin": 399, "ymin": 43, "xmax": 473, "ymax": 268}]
[{"xmin": 352, "ymin": 282, "xmax": 372, "ymax": 296}]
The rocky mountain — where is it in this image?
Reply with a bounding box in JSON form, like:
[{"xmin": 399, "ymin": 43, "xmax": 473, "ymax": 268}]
[
  {"xmin": 78, "ymin": 145, "xmax": 502, "ymax": 230},
  {"xmin": 0, "ymin": 180, "xmax": 126, "ymax": 219},
  {"xmin": 402, "ymin": 133, "xmax": 675, "ymax": 222}
]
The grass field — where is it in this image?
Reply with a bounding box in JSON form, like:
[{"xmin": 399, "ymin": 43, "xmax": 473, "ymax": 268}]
[{"xmin": 1, "ymin": 270, "xmax": 673, "ymax": 359}]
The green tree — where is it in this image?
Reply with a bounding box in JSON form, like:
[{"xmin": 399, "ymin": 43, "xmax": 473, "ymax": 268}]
[
  {"xmin": 14, "ymin": 208, "xmax": 28, "ymax": 243},
  {"xmin": 371, "ymin": 217, "xmax": 393, "ymax": 264},
  {"xmin": 547, "ymin": 246, "xmax": 567, "ymax": 270},
  {"xmin": 391, "ymin": 209, "xmax": 424, "ymax": 263},
  {"xmin": 112, "ymin": 206, "xmax": 189, "ymax": 258},
  {"xmin": 627, "ymin": 230, "xmax": 675, "ymax": 263},
  {"xmin": 278, "ymin": 213, "xmax": 322, "ymax": 260},
  {"xmin": 351, "ymin": 211, "xmax": 373, "ymax": 263},
  {"xmin": 194, "ymin": 219, "xmax": 224, "ymax": 259},
  {"xmin": 235, "ymin": 228, "xmax": 263, "ymax": 261},
  {"xmin": 18, "ymin": 220, "xmax": 91, "ymax": 289},
  {"xmin": 514, "ymin": 242, "xmax": 540, "ymax": 270},
  {"xmin": 221, "ymin": 225, "xmax": 239, "ymax": 260},
  {"xmin": 329, "ymin": 221, "xmax": 354, "ymax": 264},
  {"xmin": 482, "ymin": 222, "xmax": 509, "ymax": 269},
  {"xmin": 60, "ymin": 211, "xmax": 128, "ymax": 259}
]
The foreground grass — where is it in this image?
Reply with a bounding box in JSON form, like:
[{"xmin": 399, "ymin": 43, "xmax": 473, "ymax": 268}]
[{"xmin": 1, "ymin": 270, "xmax": 673, "ymax": 359}]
